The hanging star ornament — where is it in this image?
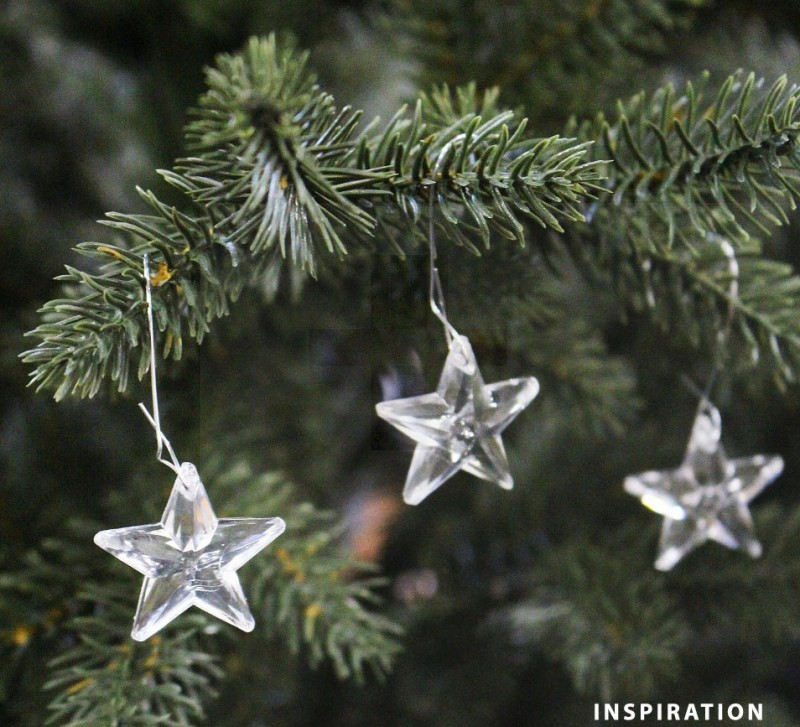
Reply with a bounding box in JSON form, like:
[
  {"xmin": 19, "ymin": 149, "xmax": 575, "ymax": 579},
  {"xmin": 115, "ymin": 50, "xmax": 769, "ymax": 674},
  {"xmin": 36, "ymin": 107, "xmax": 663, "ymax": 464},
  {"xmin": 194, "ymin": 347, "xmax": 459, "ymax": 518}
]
[
  {"xmin": 376, "ymin": 335, "xmax": 539, "ymax": 505},
  {"xmin": 95, "ymin": 462, "xmax": 285, "ymax": 641},
  {"xmin": 624, "ymin": 400, "xmax": 783, "ymax": 571}
]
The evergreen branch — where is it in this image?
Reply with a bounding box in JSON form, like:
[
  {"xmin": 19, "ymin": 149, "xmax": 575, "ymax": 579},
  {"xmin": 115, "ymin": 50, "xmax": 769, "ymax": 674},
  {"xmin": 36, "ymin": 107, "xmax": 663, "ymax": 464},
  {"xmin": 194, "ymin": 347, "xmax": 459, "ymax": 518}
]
[
  {"xmin": 442, "ymin": 241, "xmax": 640, "ymax": 437},
  {"xmin": 0, "ymin": 532, "xmax": 219, "ymax": 726},
  {"xmin": 381, "ymin": 0, "xmax": 708, "ymax": 113},
  {"xmin": 529, "ymin": 318, "xmax": 640, "ymax": 437},
  {"xmin": 562, "ymin": 70, "xmax": 800, "ymax": 382},
  {"xmin": 21, "ymin": 191, "xmax": 248, "ymax": 401},
  {"xmin": 176, "ymin": 35, "xmax": 604, "ymax": 263},
  {"xmin": 45, "ymin": 586, "xmax": 219, "ymax": 727},
  {"xmin": 176, "ymin": 36, "xmax": 380, "ymax": 273},
  {"xmin": 360, "ymin": 84, "xmax": 606, "ymax": 250},
  {"xmin": 578, "ymin": 71, "xmax": 800, "ymax": 249},
  {"xmin": 0, "ymin": 543, "xmax": 79, "ymax": 720},
  {"xmin": 207, "ymin": 459, "xmax": 404, "ymax": 684},
  {"xmin": 501, "ymin": 538, "xmax": 691, "ymax": 701},
  {"xmin": 571, "ymin": 231, "xmax": 800, "ymax": 384},
  {"xmin": 657, "ymin": 252, "xmax": 800, "ymax": 382},
  {"xmin": 22, "ymin": 34, "xmax": 603, "ymax": 401},
  {"xmin": 25, "ymin": 461, "xmax": 401, "ymax": 723}
]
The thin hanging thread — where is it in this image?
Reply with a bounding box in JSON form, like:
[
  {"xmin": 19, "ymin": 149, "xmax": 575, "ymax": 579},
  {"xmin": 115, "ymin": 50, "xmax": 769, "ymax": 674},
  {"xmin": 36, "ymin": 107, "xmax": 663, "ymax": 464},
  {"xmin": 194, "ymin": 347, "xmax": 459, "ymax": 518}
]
[
  {"xmin": 427, "ymin": 185, "xmax": 464, "ymax": 351},
  {"xmin": 682, "ymin": 235, "xmax": 740, "ymax": 406},
  {"xmin": 703, "ymin": 235, "xmax": 739, "ymax": 400},
  {"xmin": 139, "ymin": 254, "xmax": 185, "ymax": 484}
]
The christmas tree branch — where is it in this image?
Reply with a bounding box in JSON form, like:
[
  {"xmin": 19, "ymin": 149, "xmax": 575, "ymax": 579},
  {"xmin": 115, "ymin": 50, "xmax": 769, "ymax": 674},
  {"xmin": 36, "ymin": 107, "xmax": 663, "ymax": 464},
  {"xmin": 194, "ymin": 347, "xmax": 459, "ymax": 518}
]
[
  {"xmin": 22, "ymin": 44, "xmax": 800, "ymax": 398},
  {"xmin": 578, "ymin": 71, "xmax": 800, "ymax": 248},
  {"xmin": 647, "ymin": 251, "xmax": 800, "ymax": 382},
  {"xmin": 21, "ymin": 195, "xmax": 247, "ymax": 400},
  {"xmin": 206, "ymin": 459, "xmax": 404, "ymax": 683},
  {"xmin": 439, "ymin": 241, "xmax": 640, "ymax": 437},
  {"xmin": 21, "ymin": 34, "xmax": 603, "ymax": 401},
  {"xmin": 178, "ymin": 37, "xmax": 605, "ymax": 254},
  {"xmin": 569, "ymin": 234, "xmax": 800, "ymax": 383},
  {"xmin": 671, "ymin": 503, "xmax": 800, "ymax": 643},
  {"xmin": 500, "ymin": 538, "xmax": 690, "ymax": 701},
  {"xmin": 0, "ymin": 534, "xmax": 219, "ymax": 726},
  {"xmin": 564, "ymin": 70, "xmax": 800, "ymax": 383},
  {"xmin": 500, "ymin": 507, "xmax": 800, "ymax": 703},
  {"xmin": 3, "ymin": 464, "xmax": 401, "ymax": 724},
  {"xmin": 45, "ymin": 587, "xmax": 219, "ymax": 727},
  {"xmin": 380, "ymin": 0, "xmax": 708, "ymax": 111}
]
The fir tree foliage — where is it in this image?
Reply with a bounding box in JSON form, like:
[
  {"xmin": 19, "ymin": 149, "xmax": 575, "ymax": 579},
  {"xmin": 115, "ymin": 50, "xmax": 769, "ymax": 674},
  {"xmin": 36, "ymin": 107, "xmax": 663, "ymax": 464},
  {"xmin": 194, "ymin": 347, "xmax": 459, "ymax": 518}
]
[
  {"xmin": 3, "ymin": 464, "xmax": 401, "ymax": 725},
  {"xmin": 382, "ymin": 0, "xmax": 710, "ymax": 115},
  {"xmin": 46, "ymin": 588, "xmax": 219, "ymax": 727},
  {"xmin": 499, "ymin": 505, "xmax": 800, "ymax": 706},
  {"xmin": 570, "ymin": 70, "xmax": 800, "ymax": 385},
  {"xmin": 23, "ymin": 39, "xmax": 800, "ymax": 401},
  {"xmin": 8, "ymin": 4, "xmax": 800, "ymax": 724},
  {"xmin": 584, "ymin": 71, "xmax": 800, "ymax": 247},
  {"xmin": 503, "ymin": 538, "xmax": 690, "ymax": 701},
  {"xmin": 22, "ymin": 35, "xmax": 604, "ymax": 402}
]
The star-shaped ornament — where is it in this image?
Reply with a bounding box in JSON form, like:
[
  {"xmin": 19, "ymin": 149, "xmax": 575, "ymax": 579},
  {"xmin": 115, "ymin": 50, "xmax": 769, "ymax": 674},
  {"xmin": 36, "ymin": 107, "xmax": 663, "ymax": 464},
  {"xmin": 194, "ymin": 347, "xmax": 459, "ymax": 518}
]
[
  {"xmin": 376, "ymin": 335, "xmax": 539, "ymax": 505},
  {"xmin": 624, "ymin": 400, "xmax": 783, "ymax": 571},
  {"xmin": 95, "ymin": 462, "xmax": 285, "ymax": 641}
]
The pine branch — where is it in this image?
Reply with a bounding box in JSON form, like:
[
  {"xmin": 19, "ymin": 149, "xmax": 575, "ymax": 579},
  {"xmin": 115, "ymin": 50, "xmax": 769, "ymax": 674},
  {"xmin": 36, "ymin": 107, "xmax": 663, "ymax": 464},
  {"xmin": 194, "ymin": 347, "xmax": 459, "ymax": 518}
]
[
  {"xmin": 21, "ymin": 34, "xmax": 603, "ymax": 401},
  {"xmin": 20, "ymin": 192, "xmax": 250, "ymax": 400},
  {"xmin": 572, "ymin": 234, "xmax": 800, "ymax": 384},
  {"xmin": 566, "ymin": 71, "xmax": 800, "ymax": 384},
  {"xmin": 0, "ymin": 531, "xmax": 219, "ymax": 726},
  {"xmin": 500, "ymin": 537, "xmax": 691, "ymax": 701},
  {"xmin": 6, "ymin": 462, "xmax": 401, "ymax": 724},
  {"xmin": 452, "ymin": 247, "xmax": 640, "ymax": 438},
  {"xmin": 205, "ymin": 459, "xmax": 404, "ymax": 684},
  {"xmin": 380, "ymin": 0, "xmax": 708, "ymax": 113},
  {"xmin": 175, "ymin": 36, "xmax": 379, "ymax": 273},
  {"xmin": 528, "ymin": 317, "xmax": 640, "ymax": 437},
  {"xmin": 578, "ymin": 71, "xmax": 800, "ymax": 248},
  {"xmin": 0, "ymin": 542, "xmax": 77, "ymax": 721},
  {"xmin": 651, "ymin": 251, "xmax": 800, "ymax": 383},
  {"xmin": 45, "ymin": 587, "xmax": 219, "ymax": 727},
  {"xmin": 361, "ymin": 84, "xmax": 605, "ymax": 252}
]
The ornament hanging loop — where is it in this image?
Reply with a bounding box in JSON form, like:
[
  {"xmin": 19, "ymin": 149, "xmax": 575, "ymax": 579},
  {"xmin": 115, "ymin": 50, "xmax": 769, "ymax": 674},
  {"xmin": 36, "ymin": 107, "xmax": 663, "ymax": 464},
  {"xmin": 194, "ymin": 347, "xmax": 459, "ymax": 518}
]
[
  {"xmin": 139, "ymin": 254, "xmax": 185, "ymax": 485},
  {"xmin": 427, "ymin": 185, "xmax": 468, "ymax": 358}
]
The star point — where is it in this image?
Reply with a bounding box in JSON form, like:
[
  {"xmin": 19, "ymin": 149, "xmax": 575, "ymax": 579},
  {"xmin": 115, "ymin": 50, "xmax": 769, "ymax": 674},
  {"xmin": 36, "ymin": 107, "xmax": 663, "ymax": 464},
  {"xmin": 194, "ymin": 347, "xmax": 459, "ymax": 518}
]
[
  {"xmin": 377, "ymin": 335, "xmax": 539, "ymax": 505},
  {"xmin": 95, "ymin": 462, "xmax": 285, "ymax": 641},
  {"xmin": 624, "ymin": 401, "xmax": 783, "ymax": 571}
]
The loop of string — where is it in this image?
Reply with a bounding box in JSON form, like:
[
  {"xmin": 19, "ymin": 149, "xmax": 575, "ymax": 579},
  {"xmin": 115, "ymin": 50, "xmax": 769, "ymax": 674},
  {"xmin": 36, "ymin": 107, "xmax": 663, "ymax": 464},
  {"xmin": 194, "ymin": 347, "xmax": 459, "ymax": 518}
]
[
  {"xmin": 139, "ymin": 254, "xmax": 185, "ymax": 485},
  {"xmin": 427, "ymin": 185, "xmax": 467, "ymax": 355}
]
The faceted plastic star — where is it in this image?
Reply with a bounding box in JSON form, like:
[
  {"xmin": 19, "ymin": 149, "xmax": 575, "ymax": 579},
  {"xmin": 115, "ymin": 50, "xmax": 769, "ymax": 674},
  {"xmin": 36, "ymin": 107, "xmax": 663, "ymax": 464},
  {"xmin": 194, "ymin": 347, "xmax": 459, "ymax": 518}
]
[
  {"xmin": 624, "ymin": 400, "xmax": 783, "ymax": 571},
  {"xmin": 95, "ymin": 462, "xmax": 285, "ymax": 641},
  {"xmin": 376, "ymin": 335, "xmax": 539, "ymax": 505}
]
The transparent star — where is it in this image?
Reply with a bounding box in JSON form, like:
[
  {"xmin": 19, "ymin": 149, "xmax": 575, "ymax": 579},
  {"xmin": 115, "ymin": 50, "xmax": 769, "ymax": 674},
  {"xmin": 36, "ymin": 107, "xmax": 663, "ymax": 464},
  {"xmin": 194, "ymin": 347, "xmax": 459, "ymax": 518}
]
[
  {"xmin": 376, "ymin": 335, "xmax": 539, "ymax": 505},
  {"xmin": 624, "ymin": 400, "xmax": 783, "ymax": 571},
  {"xmin": 95, "ymin": 462, "xmax": 285, "ymax": 641}
]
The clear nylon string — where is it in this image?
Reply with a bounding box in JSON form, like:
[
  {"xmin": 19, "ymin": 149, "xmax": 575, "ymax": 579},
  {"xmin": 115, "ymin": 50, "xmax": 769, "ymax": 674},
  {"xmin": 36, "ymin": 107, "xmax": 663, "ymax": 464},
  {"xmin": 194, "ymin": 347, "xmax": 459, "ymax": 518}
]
[
  {"xmin": 703, "ymin": 235, "xmax": 739, "ymax": 399},
  {"xmin": 139, "ymin": 254, "xmax": 184, "ymax": 481},
  {"xmin": 682, "ymin": 235, "xmax": 740, "ymax": 406},
  {"xmin": 428, "ymin": 185, "xmax": 461, "ymax": 347}
]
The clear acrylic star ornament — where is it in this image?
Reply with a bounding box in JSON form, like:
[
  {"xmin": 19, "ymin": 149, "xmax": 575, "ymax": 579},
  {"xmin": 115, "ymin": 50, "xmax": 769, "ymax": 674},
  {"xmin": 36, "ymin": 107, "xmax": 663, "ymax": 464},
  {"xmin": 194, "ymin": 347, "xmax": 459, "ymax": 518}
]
[
  {"xmin": 95, "ymin": 462, "xmax": 285, "ymax": 641},
  {"xmin": 624, "ymin": 400, "xmax": 783, "ymax": 571},
  {"xmin": 376, "ymin": 335, "xmax": 539, "ymax": 505}
]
